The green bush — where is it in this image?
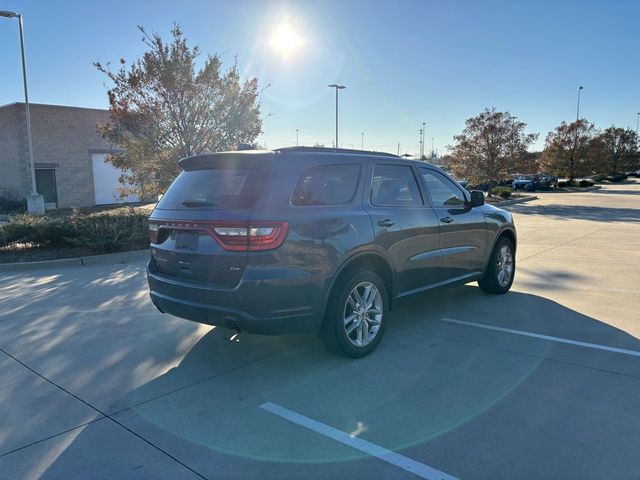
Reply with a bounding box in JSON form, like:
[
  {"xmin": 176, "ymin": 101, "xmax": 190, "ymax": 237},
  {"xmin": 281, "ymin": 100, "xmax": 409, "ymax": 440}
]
[
  {"xmin": 489, "ymin": 187, "xmax": 512, "ymax": 199},
  {"xmin": 0, "ymin": 209, "xmax": 149, "ymax": 254},
  {"xmin": 0, "ymin": 190, "xmax": 26, "ymax": 214}
]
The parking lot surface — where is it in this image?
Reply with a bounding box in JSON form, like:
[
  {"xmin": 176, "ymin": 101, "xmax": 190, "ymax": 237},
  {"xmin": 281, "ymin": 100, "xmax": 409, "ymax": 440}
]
[{"xmin": 1, "ymin": 180, "xmax": 639, "ymax": 479}]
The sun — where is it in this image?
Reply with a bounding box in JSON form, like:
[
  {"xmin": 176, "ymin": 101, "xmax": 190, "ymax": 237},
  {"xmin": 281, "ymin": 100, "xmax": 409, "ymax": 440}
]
[{"xmin": 270, "ymin": 20, "xmax": 303, "ymax": 58}]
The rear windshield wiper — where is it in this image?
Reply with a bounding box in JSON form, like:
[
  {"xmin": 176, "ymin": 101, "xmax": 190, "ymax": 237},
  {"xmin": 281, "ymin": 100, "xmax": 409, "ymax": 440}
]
[{"xmin": 181, "ymin": 200, "xmax": 218, "ymax": 207}]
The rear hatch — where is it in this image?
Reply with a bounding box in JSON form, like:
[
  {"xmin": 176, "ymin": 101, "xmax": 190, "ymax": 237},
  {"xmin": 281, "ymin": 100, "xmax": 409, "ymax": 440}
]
[{"xmin": 149, "ymin": 152, "xmax": 275, "ymax": 287}]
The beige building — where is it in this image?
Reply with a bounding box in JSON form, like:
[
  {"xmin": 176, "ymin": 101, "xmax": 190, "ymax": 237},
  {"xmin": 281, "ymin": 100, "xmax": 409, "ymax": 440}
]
[{"xmin": 0, "ymin": 102, "xmax": 135, "ymax": 208}]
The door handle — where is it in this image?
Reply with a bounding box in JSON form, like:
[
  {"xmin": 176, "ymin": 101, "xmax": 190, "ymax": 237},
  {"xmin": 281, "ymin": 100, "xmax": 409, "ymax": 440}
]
[
  {"xmin": 440, "ymin": 216, "xmax": 453, "ymax": 224},
  {"xmin": 377, "ymin": 219, "xmax": 396, "ymax": 227}
]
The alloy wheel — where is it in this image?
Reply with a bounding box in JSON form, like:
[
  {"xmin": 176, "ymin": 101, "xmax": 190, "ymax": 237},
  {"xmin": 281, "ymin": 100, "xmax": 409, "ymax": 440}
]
[{"xmin": 343, "ymin": 282, "xmax": 383, "ymax": 347}]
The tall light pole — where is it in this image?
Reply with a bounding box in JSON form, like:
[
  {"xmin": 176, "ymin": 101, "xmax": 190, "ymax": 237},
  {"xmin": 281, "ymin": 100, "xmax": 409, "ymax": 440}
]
[
  {"xmin": 296, "ymin": 128, "xmax": 299, "ymax": 146},
  {"xmin": 328, "ymin": 84, "xmax": 345, "ymax": 149},
  {"xmin": 576, "ymin": 85, "xmax": 584, "ymax": 121},
  {"xmin": 569, "ymin": 85, "xmax": 584, "ymax": 184},
  {"xmin": 361, "ymin": 132, "xmax": 364, "ymax": 150},
  {"xmin": 419, "ymin": 128, "xmax": 424, "ymax": 159},
  {"xmin": 422, "ymin": 122, "xmax": 426, "ymax": 159},
  {"xmin": 1, "ymin": 10, "xmax": 43, "ymax": 214}
]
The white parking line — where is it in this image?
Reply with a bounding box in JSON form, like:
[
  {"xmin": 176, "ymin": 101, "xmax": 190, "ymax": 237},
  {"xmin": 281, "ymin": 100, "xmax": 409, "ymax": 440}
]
[
  {"xmin": 259, "ymin": 402, "xmax": 459, "ymax": 480},
  {"xmin": 442, "ymin": 318, "xmax": 640, "ymax": 358}
]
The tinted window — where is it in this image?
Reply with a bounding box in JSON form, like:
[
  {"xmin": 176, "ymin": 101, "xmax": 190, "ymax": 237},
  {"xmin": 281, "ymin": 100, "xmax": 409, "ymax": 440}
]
[
  {"xmin": 292, "ymin": 164, "xmax": 361, "ymax": 206},
  {"xmin": 420, "ymin": 169, "xmax": 466, "ymax": 207},
  {"xmin": 371, "ymin": 164, "xmax": 422, "ymax": 206},
  {"xmin": 157, "ymin": 168, "xmax": 268, "ymax": 210}
]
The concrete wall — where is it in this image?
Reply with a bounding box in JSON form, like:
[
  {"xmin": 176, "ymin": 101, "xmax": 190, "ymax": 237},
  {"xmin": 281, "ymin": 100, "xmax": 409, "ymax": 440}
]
[
  {"xmin": 0, "ymin": 104, "xmax": 29, "ymax": 199},
  {"xmin": 0, "ymin": 103, "xmax": 111, "ymax": 208}
]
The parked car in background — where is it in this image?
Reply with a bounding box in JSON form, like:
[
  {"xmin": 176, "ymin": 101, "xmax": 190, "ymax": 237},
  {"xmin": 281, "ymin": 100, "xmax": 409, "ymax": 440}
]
[
  {"xmin": 512, "ymin": 175, "xmax": 536, "ymax": 191},
  {"xmin": 147, "ymin": 147, "xmax": 517, "ymax": 358},
  {"xmin": 512, "ymin": 174, "xmax": 557, "ymax": 191},
  {"xmin": 606, "ymin": 173, "xmax": 628, "ymax": 182}
]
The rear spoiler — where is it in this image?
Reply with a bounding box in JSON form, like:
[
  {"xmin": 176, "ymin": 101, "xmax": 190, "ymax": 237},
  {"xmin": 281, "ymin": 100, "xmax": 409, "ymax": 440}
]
[{"xmin": 178, "ymin": 151, "xmax": 275, "ymax": 171}]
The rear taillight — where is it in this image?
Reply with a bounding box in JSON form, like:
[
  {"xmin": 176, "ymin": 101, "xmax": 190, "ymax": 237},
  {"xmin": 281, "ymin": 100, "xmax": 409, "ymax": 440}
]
[
  {"xmin": 149, "ymin": 222, "xmax": 159, "ymax": 243},
  {"xmin": 148, "ymin": 220, "xmax": 288, "ymax": 251},
  {"xmin": 213, "ymin": 223, "xmax": 288, "ymax": 251}
]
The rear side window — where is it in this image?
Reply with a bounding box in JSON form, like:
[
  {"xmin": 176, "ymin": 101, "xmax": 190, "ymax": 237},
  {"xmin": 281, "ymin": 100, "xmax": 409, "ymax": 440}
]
[
  {"xmin": 371, "ymin": 164, "xmax": 423, "ymax": 206},
  {"xmin": 292, "ymin": 164, "xmax": 361, "ymax": 206},
  {"xmin": 157, "ymin": 168, "xmax": 268, "ymax": 210}
]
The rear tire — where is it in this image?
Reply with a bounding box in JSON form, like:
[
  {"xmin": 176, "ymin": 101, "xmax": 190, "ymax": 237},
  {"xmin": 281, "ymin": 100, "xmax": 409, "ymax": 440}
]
[
  {"xmin": 320, "ymin": 270, "xmax": 388, "ymax": 358},
  {"xmin": 478, "ymin": 236, "xmax": 515, "ymax": 294}
]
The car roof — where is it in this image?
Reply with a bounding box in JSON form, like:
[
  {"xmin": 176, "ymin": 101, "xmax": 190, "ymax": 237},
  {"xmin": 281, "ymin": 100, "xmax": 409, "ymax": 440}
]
[{"xmin": 178, "ymin": 147, "xmax": 442, "ymax": 171}]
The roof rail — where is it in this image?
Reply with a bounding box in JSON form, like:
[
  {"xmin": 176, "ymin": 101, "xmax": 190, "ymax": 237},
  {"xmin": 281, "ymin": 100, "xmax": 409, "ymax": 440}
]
[{"xmin": 274, "ymin": 146, "xmax": 400, "ymax": 158}]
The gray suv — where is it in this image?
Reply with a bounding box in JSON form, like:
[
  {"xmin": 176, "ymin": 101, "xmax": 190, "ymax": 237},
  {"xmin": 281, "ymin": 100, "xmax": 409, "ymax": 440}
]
[{"xmin": 147, "ymin": 147, "xmax": 516, "ymax": 357}]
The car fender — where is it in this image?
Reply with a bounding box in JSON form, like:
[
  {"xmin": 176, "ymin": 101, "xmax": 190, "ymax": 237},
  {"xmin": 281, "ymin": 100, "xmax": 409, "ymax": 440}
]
[{"xmin": 319, "ymin": 248, "xmax": 395, "ymax": 322}]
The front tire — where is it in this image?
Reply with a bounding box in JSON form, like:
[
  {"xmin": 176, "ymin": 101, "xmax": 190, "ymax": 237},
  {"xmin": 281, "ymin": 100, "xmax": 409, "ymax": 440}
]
[
  {"xmin": 478, "ymin": 236, "xmax": 515, "ymax": 294},
  {"xmin": 320, "ymin": 270, "xmax": 388, "ymax": 358}
]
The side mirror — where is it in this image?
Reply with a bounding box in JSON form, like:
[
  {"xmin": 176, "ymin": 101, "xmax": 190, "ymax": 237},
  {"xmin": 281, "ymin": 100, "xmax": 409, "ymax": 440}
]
[{"xmin": 469, "ymin": 190, "xmax": 485, "ymax": 207}]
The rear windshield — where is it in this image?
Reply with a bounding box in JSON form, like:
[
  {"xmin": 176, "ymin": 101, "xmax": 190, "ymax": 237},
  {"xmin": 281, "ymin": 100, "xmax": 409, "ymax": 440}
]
[{"xmin": 156, "ymin": 168, "xmax": 269, "ymax": 210}]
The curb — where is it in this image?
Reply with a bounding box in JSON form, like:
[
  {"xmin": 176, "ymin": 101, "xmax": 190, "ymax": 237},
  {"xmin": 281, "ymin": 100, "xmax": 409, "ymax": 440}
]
[
  {"xmin": 544, "ymin": 185, "xmax": 601, "ymax": 193},
  {"xmin": 0, "ymin": 249, "xmax": 150, "ymax": 273},
  {"xmin": 493, "ymin": 195, "xmax": 538, "ymax": 207}
]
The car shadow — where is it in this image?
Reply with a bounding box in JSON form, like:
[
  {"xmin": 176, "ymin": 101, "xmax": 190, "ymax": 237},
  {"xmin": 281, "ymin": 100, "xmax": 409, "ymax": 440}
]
[{"xmin": 34, "ymin": 285, "xmax": 640, "ymax": 479}]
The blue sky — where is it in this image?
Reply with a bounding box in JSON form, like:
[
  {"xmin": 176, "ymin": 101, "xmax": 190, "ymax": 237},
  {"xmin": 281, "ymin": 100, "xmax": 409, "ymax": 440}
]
[{"xmin": 1, "ymin": 0, "xmax": 639, "ymax": 155}]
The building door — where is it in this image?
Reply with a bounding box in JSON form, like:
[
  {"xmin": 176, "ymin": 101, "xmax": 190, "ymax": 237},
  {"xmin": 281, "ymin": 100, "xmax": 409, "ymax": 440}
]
[
  {"xmin": 91, "ymin": 153, "xmax": 138, "ymax": 205},
  {"xmin": 35, "ymin": 169, "xmax": 58, "ymax": 208}
]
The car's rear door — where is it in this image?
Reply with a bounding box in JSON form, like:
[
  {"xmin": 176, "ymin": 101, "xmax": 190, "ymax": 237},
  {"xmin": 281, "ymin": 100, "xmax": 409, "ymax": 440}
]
[
  {"xmin": 365, "ymin": 163, "xmax": 442, "ymax": 296},
  {"xmin": 418, "ymin": 167, "xmax": 487, "ymax": 280}
]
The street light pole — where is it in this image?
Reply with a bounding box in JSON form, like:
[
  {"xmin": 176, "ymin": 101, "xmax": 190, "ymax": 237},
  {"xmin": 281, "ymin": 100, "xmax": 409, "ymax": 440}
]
[
  {"xmin": 328, "ymin": 84, "xmax": 345, "ymax": 149},
  {"xmin": 1, "ymin": 10, "xmax": 43, "ymax": 214},
  {"xmin": 419, "ymin": 128, "xmax": 423, "ymax": 159},
  {"xmin": 422, "ymin": 122, "xmax": 426, "ymax": 159},
  {"xmin": 361, "ymin": 132, "xmax": 364, "ymax": 150},
  {"xmin": 576, "ymin": 85, "xmax": 584, "ymax": 121},
  {"xmin": 296, "ymin": 128, "xmax": 299, "ymax": 146},
  {"xmin": 569, "ymin": 85, "xmax": 584, "ymax": 185}
]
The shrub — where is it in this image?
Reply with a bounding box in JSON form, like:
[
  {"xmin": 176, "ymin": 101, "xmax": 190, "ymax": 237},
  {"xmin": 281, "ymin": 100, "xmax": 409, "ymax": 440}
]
[
  {"xmin": 0, "ymin": 209, "xmax": 149, "ymax": 254},
  {"xmin": 0, "ymin": 189, "xmax": 26, "ymax": 214},
  {"xmin": 489, "ymin": 187, "xmax": 512, "ymax": 199}
]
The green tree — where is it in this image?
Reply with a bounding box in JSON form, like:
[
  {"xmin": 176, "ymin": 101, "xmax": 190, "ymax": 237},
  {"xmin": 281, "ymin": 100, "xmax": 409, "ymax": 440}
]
[
  {"xmin": 591, "ymin": 126, "xmax": 639, "ymax": 174},
  {"xmin": 448, "ymin": 108, "xmax": 538, "ymax": 185},
  {"xmin": 95, "ymin": 25, "xmax": 263, "ymax": 197},
  {"xmin": 541, "ymin": 120, "xmax": 597, "ymax": 181}
]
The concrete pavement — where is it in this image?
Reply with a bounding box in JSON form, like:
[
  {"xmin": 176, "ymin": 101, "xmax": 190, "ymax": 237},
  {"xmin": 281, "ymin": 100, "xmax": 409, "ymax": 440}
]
[{"xmin": 0, "ymin": 180, "xmax": 639, "ymax": 479}]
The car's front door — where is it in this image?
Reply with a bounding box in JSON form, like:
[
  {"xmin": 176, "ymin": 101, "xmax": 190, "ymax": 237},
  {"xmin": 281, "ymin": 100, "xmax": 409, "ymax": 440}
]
[
  {"xmin": 418, "ymin": 168, "xmax": 487, "ymax": 280},
  {"xmin": 365, "ymin": 163, "xmax": 442, "ymax": 296}
]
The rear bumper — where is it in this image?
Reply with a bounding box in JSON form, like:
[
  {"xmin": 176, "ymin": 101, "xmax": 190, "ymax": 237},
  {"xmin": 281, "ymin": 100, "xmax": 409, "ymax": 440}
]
[{"xmin": 147, "ymin": 262, "xmax": 323, "ymax": 335}]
